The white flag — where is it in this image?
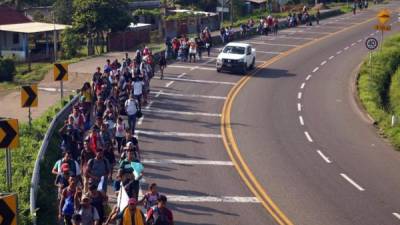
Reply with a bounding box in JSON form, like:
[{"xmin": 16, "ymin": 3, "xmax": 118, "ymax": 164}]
[{"xmin": 117, "ymin": 182, "xmax": 129, "ymax": 212}]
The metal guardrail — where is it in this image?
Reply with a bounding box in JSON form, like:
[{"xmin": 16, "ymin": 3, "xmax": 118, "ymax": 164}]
[{"xmin": 29, "ymin": 95, "xmax": 79, "ymax": 225}]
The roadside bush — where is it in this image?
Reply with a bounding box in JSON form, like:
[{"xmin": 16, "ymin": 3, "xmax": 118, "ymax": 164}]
[
  {"xmin": 0, "ymin": 58, "xmax": 16, "ymax": 82},
  {"xmin": 358, "ymin": 33, "xmax": 400, "ymax": 148},
  {"xmin": 61, "ymin": 28, "xmax": 82, "ymax": 59}
]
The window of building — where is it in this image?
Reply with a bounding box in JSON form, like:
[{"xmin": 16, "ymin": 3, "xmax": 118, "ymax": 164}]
[{"xmin": 12, "ymin": 33, "xmax": 19, "ymax": 44}]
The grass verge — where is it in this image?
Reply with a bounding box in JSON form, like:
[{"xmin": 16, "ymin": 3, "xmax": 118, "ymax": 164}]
[
  {"xmin": 358, "ymin": 33, "xmax": 400, "ymax": 148},
  {"xmin": 0, "ymin": 98, "xmax": 71, "ymax": 225}
]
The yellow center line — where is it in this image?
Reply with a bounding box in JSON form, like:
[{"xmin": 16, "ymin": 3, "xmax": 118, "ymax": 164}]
[{"xmin": 221, "ymin": 11, "xmax": 382, "ymax": 225}]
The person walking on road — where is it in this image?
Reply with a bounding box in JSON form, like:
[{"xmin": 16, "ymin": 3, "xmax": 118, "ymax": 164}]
[
  {"xmin": 159, "ymin": 54, "xmax": 167, "ymax": 80},
  {"xmin": 273, "ymin": 17, "xmax": 279, "ymax": 35},
  {"xmin": 316, "ymin": 9, "xmax": 320, "ymax": 25},
  {"xmin": 125, "ymin": 94, "xmax": 139, "ymax": 134},
  {"xmin": 105, "ymin": 198, "xmax": 145, "ymax": 225},
  {"xmin": 146, "ymin": 195, "xmax": 174, "ymax": 225}
]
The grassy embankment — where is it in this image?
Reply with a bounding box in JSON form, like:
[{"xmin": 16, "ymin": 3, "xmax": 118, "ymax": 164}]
[
  {"xmin": 0, "ymin": 96, "xmax": 73, "ymax": 225},
  {"xmin": 358, "ymin": 33, "xmax": 400, "ymax": 148}
]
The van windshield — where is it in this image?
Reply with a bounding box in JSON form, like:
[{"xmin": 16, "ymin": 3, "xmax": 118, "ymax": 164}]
[{"xmin": 222, "ymin": 46, "xmax": 245, "ymax": 55}]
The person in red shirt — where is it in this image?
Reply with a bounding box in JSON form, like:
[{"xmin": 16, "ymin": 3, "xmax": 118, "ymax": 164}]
[{"xmin": 146, "ymin": 195, "xmax": 174, "ymax": 225}]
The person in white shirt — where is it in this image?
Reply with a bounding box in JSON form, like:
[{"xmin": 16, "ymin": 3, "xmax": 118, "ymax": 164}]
[
  {"xmin": 125, "ymin": 94, "xmax": 139, "ymax": 134},
  {"xmin": 132, "ymin": 76, "xmax": 144, "ymax": 109}
]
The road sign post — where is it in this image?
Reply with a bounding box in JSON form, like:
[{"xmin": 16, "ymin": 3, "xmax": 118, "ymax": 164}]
[
  {"xmin": 0, "ymin": 119, "xmax": 19, "ymax": 192},
  {"xmin": 365, "ymin": 37, "xmax": 378, "ymax": 80},
  {"xmin": 0, "ymin": 193, "xmax": 18, "ymax": 225},
  {"xmin": 53, "ymin": 63, "xmax": 68, "ymax": 101},
  {"xmin": 21, "ymin": 84, "xmax": 38, "ymax": 129},
  {"xmin": 374, "ymin": 9, "xmax": 391, "ymax": 51}
]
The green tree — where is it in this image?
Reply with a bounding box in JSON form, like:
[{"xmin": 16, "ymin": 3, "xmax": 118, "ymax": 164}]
[
  {"xmin": 53, "ymin": 0, "xmax": 73, "ymax": 24},
  {"xmin": 72, "ymin": 0, "xmax": 131, "ymax": 55},
  {"xmin": 61, "ymin": 27, "xmax": 81, "ymax": 59}
]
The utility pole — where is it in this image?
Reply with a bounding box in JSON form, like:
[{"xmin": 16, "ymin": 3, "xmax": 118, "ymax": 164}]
[{"xmin": 230, "ymin": 0, "xmax": 233, "ymax": 25}]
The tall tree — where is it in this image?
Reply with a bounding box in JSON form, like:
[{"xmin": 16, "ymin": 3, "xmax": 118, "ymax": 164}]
[
  {"xmin": 72, "ymin": 0, "xmax": 131, "ymax": 55},
  {"xmin": 53, "ymin": 0, "xmax": 72, "ymax": 24}
]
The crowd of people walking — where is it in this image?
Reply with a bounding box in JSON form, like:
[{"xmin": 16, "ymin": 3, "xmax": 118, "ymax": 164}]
[{"xmin": 53, "ymin": 46, "xmax": 175, "ymax": 225}]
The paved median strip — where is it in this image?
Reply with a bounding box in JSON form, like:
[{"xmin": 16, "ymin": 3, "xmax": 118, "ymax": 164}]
[
  {"xmin": 136, "ymin": 130, "xmax": 222, "ymax": 138},
  {"xmin": 142, "ymin": 159, "xmax": 234, "ymax": 166}
]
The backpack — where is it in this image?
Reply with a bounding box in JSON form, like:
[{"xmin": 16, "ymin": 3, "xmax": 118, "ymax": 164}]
[
  {"xmin": 150, "ymin": 207, "xmax": 171, "ymax": 225},
  {"xmin": 88, "ymin": 158, "xmax": 109, "ymax": 175},
  {"xmin": 62, "ymin": 190, "xmax": 75, "ymax": 216}
]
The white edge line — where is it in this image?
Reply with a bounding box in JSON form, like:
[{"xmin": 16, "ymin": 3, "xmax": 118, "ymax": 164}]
[
  {"xmin": 317, "ymin": 150, "xmax": 332, "ymax": 163},
  {"xmin": 337, "ymin": 51, "xmax": 342, "ymax": 55},
  {"xmin": 299, "ymin": 116, "xmax": 304, "ymax": 126},
  {"xmin": 298, "ymin": 92, "xmax": 302, "ymax": 99},
  {"xmin": 165, "ymin": 81, "xmax": 174, "ymax": 87},
  {"xmin": 320, "ymin": 61, "xmax": 327, "ymax": 66},
  {"xmin": 306, "ymin": 75, "xmax": 312, "ymax": 81},
  {"xmin": 313, "ymin": 67, "xmax": 319, "ymax": 73},
  {"xmin": 304, "ymin": 131, "xmax": 313, "ymax": 142},
  {"xmin": 142, "ymin": 108, "xmax": 221, "ymax": 117},
  {"xmin": 166, "ymin": 195, "xmax": 260, "ymax": 203},
  {"xmin": 177, "ymin": 72, "xmax": 187, "ymax": 78},
  {"xmin": 300, "ymin": 82, "xmax": 306, "ymax": 89},
  {"xmin": 136, "ymin": 130, "xmax": 222, "ymax": 138},
  {"xmin": 392, "ymin": 212, "xmax": 400, "ymax": 220},
  {"xmin": 142, "ymin": 159, "xmax": 234, "ymax": 166},
  {"xmin": 340, "ymin": 173, "xmax": 365, "ymax": 191},
  {"xmin": 297, "ymin": 103, "xmax": 302, "ymax": 112},
  {"xmin": 344, "ymin": 46, "xmax": 349, "ymax": 50},
  {"xmin": 329, "ymin": 56, "xmax": 334, "ymax": 60}
]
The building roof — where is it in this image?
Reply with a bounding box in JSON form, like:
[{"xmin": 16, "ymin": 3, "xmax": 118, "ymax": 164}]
[
  {"xmin": 0, "ymin": 5, "xmax": 32, "ymax": 25},
  {"xmin": 0, "ymin": 22, "xmax": 70, "ymax": 33},
  {"xmin": 244, "ymin": 0, "xmax": 267, "ymax": 4}
]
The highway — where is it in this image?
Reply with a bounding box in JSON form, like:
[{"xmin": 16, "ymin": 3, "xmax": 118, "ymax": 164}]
[{"xmin": 132, "ymin": 3, "xmax": 400, "ymax": 225}]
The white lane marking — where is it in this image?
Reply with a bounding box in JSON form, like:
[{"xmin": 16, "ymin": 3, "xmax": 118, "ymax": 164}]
[
  {"xmin": 320, "ymin": 61, "xmax": 327, "ymax": 66},
  {"xmin": 298, "ymin": 92, "xmax": 302, "ymax": 99},
  {"xmin": 370, "ymin": 33, "xmax": 375, "ymax": 36},
  {"xmin": 166, "ymin": 195, "xmax": 260, "ymax": 203},
  {"xmin": 137, "ymin": 117, "xmax": 144, "ymax": 125},
  {"xmin": 150, "ymin": 91, "xmax": 226, "ymax": 100},
  {"xmin": 177, "ymin": 72, "xmax": 187, "ymax": 78},
  {"xmin": 280, "ymin": 30, "xmax": 331, "ymax": 34},
  {"xmin": 329, "ymin": 55, "xmax": 335, "ymax": 60},
  {"xmin": 297, "ymin": 103, "xmax": 302, "ymax": 112},
  {"xmin": 136, "ymin": 130, "xmax": 222, "ymax": 138},
  {"xmin": 142, "ymin": 159, "xmax": 234, "ymax": 166},
  {"xmin": 168, "ymin": 65, "xmax": 216, "ymax": 71},
  {"xmin": 312, "ymin": 67, "xmax": 319, "ymax": 73},
  {"xmin": 344, "ymin": 46, "xmax": 349, "ymax": 50},
  {"xmin": 300, "ymin": 82, "xmax": 305, "ymax": 89},
  {"xmin": 317, "ymin": 150, "xmax": 332, "ymax": 163},
  {"xmin": 142, "ymin": 108, "xmax": 221, "ymax": 117},
  {"xmin": 306, "ymin": 74, "xmax": 312, "ymax": 81},
  {"xmin": 299, "ymin": 116, "xmax": 304, "ymax": 126},
  {"xmin": 340, "ymin": 173, "xmax": 365, "ymax": 191},
  {"xmin": 392, "ymin": 212, "xmax": 400, "ymax": 220},
  {"xmin": 256, "ymin": 50, "xmax": 281, "ymax": 55},
  {"xmin": 145, "ymin": 101, "xmax": 154, "ymax": 110},
  {"xmin": 304, "ymin": 131, "xmax": 313, "ymax": 143},
  {"xmin": 358, "ymin": 39, "xmax": 362, "ymax": 43},
  {"xmin": 163, "ymin": 77, "xmax": 236, "ymax": 85},
  {"xmin": 155, "ymin": 90, "xmax": 162, "ymax": 98},
  {"xmin": 351, "ymin": 42, "xmax": 356, "ymax": 46},
  {"xmin": 246, "ymin": 41, "xmax": 298, "ymax": 47},
  {"xmin": 337, "ymin": 50, "xmax": 342, "ymax": 55},
  {"xmin": 165, "ymin": 81, "xmax": 174, "ymax": 87}
]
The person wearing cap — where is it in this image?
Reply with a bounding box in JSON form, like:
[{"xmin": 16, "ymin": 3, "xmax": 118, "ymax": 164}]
[
  {"xmin": 55, "ymin": 163, "xmax": 71, "ymax": 200},
  {"xmin": 77, "ymin": 194, "xmax": 100, "ymax": 225},
  {"xmin": 105, "ymin": 198, "xmax": 145, "ymax": 225},
  {"xmin": 146, "ymin": 195, "xmax": 174, "ymax": 225},
  {"xmin": 125, "ymin": 94, "xmax": 139, "ymax": 134},
  {"xmin": 119, "ymin": 148, "xmax": 142, "ymax": 199},
  {"xmin": 52, "ymin": 151, "xmax": 81, "ymax": 177}
]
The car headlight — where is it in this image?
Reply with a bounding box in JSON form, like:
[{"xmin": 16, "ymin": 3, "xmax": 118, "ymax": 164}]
[{"xmin": 238, "ymin": 58, "xmax": 245, "ymax": 63}]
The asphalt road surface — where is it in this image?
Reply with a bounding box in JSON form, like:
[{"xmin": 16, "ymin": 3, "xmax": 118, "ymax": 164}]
[{"xmin": 120, "ymin": 4, "xmax": 400, "ymax": 225}]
